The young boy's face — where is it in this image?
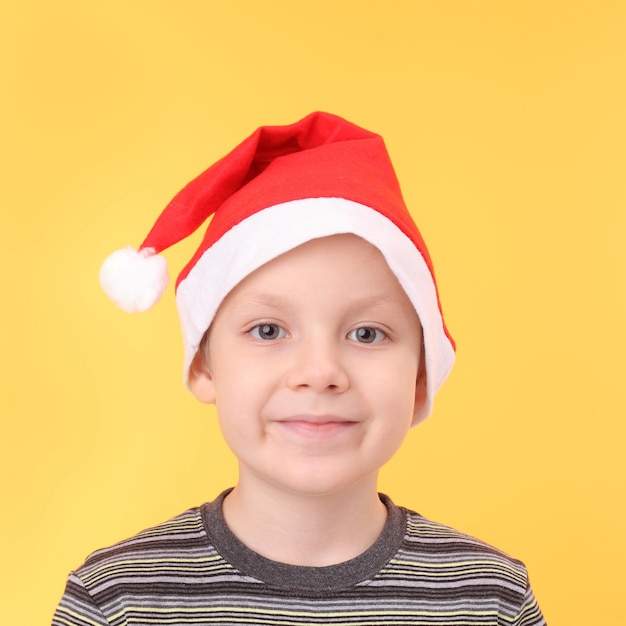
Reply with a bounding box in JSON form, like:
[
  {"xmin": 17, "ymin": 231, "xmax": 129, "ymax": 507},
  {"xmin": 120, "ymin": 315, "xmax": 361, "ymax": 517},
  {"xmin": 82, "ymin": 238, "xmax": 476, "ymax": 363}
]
[{"xmin": 190, "ymin": 234, "xmax": 426, "ymax": 498}]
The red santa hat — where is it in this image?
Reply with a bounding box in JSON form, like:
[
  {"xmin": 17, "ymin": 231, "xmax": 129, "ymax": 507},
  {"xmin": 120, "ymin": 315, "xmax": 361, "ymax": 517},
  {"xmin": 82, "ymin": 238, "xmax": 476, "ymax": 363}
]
[{"xmin": 99, "ymin": 112, "xmax": 455, "ymax": 423}]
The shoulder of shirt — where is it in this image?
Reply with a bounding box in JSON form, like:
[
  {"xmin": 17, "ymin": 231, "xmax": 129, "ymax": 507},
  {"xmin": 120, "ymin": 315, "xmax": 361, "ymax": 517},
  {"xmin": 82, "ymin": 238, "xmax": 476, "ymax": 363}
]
[
  {"xmin": 72, "ymin": 506, "xmax": 208, "ymax": 577},
  {"xmin": 398, "ymin": 506, "xmax": 529, "ymax": 579}
]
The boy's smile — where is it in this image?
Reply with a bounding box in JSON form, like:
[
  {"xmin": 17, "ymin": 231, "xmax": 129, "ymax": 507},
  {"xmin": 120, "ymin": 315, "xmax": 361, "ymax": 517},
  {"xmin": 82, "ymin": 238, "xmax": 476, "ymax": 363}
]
[
  {"xmin": 274, "ymin": 415, "xmax": 358, "ymax": 442},
  {"xmin": 190, "ymin": 234, "xmax": 426, "ymax": 499}
]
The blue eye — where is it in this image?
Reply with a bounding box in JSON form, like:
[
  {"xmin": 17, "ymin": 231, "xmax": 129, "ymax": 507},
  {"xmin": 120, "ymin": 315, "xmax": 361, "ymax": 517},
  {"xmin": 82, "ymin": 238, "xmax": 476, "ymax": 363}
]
[
  {"xmin": 348, "ymin": 327, "xmax": 386, "ymax": 344},
  {"xmin": 249, "ymin": 324, "xmax": 287, "ymax": 341}
]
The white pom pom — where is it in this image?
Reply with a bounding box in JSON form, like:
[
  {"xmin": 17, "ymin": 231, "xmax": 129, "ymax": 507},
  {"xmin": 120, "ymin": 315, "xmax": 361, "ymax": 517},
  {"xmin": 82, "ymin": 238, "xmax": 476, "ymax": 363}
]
[{"xmin": 99, "ymin": 247, "xmax": 169, "ymax": 313}]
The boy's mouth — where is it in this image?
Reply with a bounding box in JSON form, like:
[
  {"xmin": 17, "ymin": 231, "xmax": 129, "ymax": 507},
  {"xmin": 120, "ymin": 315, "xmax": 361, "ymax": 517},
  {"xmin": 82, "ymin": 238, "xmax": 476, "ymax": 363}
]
[{"xmin": 274, "ymin": 415, "xmax": 358, "ymax": 441}]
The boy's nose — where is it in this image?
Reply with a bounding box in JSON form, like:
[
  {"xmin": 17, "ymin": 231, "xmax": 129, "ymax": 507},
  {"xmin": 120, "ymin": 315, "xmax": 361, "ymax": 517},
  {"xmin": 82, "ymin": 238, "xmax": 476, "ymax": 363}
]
[{"xmin": 286, "ymin": 336, "xmax": 350, "ymax": 393}]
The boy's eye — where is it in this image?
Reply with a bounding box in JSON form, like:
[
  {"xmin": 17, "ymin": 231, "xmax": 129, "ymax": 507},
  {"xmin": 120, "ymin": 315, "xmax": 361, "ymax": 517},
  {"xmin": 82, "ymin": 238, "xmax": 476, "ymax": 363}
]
[
  {"xmin": 249, "ymin": 323, "xmax": 287, "ymax": 341},
  {"xmin": 347, "ymin": 327, "xmax": 386, "ymax": 344}
]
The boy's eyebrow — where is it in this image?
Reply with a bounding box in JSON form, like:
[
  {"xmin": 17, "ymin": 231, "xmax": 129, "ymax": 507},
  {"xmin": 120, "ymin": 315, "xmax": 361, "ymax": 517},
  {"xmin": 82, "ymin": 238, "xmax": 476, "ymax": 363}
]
[
  {"xmin": 234, "ymin": 292, "xmax": 407, "ymax": 314},
  {"xmin": 344, "ymin": 294, "xmax": 418, "ymax": 319},
  {"xmin": 232, "ymin": 293, "xmax": 295, "ymax": 312}
]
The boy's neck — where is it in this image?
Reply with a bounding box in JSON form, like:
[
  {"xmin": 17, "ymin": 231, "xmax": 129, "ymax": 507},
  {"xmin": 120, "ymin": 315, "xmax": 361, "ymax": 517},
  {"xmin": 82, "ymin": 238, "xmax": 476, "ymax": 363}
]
[{"xmin": 221, "ymin": 476, "xmax": 387, "ymax": 567}]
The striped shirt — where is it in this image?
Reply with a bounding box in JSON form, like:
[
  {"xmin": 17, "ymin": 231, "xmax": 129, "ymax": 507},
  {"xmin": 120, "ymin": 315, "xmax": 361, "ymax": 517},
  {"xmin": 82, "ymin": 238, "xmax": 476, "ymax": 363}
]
[{"xmin": 52, "ymin": 491, "xmax": 545, "ymax": 625}]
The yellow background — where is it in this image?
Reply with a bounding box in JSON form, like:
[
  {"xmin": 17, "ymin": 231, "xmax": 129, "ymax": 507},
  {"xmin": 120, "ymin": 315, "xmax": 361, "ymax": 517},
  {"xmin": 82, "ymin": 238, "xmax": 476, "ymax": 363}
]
[{"xmin": 1, "ymin": 1, "xmax": 625, "ymax": 623}]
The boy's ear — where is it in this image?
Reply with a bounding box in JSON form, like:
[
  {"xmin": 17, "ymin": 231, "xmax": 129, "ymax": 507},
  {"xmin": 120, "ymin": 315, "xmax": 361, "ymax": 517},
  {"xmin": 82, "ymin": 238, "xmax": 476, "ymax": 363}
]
[
  {"xmin": 188, "ymin": 351, "xmax": 216, "ymax": 404},
  {"xmin": 411, "ymin": 366, "xmax": 428, "ymax": 425}
]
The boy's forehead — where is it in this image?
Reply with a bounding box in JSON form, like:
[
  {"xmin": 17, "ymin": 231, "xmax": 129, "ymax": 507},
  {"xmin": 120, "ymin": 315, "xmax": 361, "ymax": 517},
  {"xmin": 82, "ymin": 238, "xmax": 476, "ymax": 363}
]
[
  {"xmin": 256, "ymin": 233, "xmax": 388, "ymax": 270},
  {"xmin": 231, "ymin": 234, "xmax": 391, "ymax": 287}
]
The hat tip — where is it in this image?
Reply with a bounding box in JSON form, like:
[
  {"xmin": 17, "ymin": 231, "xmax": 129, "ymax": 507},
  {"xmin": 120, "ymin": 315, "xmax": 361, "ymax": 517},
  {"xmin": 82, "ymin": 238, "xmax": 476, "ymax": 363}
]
[{"xmin": 99, "ymin": 246, "xmax": 169, "ymax": 313}]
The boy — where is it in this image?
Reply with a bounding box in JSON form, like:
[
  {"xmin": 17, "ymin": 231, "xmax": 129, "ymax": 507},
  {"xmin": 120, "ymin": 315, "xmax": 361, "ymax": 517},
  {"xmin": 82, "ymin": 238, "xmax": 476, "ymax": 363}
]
[{"xmin": 53, "ymin": 112, "xmax": 546, "ymax": 625}]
